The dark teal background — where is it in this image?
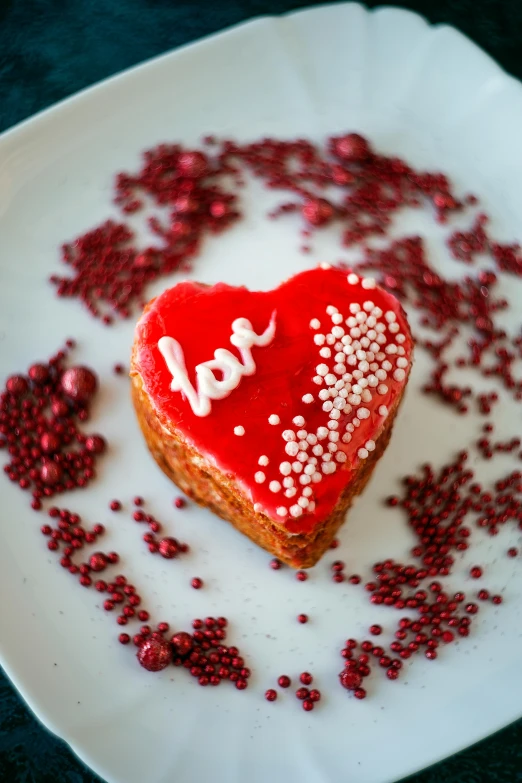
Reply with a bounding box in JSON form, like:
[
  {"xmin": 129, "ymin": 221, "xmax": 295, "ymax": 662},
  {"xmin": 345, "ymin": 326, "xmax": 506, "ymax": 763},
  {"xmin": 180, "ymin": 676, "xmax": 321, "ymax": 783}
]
[{"xmin": 1, "ymin": 1, "xmax": 521, "ymax": 781}]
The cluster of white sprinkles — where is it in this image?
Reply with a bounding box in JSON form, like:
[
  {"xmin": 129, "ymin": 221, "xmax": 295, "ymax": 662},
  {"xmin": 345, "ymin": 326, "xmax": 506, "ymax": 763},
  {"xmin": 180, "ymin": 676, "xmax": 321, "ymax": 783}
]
[{"xmin": 236, "ymin": 274, "xmax": 409, "ymax": 520}]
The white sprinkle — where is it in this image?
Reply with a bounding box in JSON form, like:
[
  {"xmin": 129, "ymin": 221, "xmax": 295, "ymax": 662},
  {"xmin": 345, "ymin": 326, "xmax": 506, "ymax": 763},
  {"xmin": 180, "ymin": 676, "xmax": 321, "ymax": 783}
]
[
  {"xmin": 234, "ymin": 426, "xmax": 245, "ymax": 436},
  {"xmin": 283, "ymin": 476, "xmax": 294, "ymax": 488},
  {"xmin": 297, "ymin": 451, "xmax": 308, "ymax": 463},
  {"xmin": 365, "ymin": 440, "xmax": 376, "ymax": 452},
  {"xmin": 322, "ymin": 453, "xmax": 331, "ymax": 462},
  {"xmin": 319, "ymin": 347, "xmax": 332, "ymax": 358},
  {"xmin": 298, "ymin": 497, "xmax": 310, "ymax": 509},
  {"xmin": 308, "ymin": 501, "xmax": 316, "ymax": 512},
  {"xmin": 353, "ymin": 417, "xmax": 361, "ymax": 428},
  {"xmin": 352, "ymin": 369, "xmax": 363, "ymax": 380},
  {"xmin": 350, "ymin": 327, "xmax": 361, "ymax": 339},
  {"xmin": 328, "ymin": 420, "xmax": 339, "ymax": 429},
  {"xmin": 297, "ymin": 429, "xmax": 307, "ymax": 439},
  {"xmin": 360, "ymin": 335, "xmax": 370, "ymax": 347},
  {"xmin": 326, "ymin": 305, "xmax": 338, "ymax": 315},
  {"xmin": 343, "ymin": 344, "xmax": 354, "ymax": 357},
  {"xmin": 385, "ymin": 311, "xmax": 396, "ymax": 323},
  {"xmin": 322, "ymin": 400, "xmax": 333, "ymax": 412},
  {"xmin": 348, "ymin": 394, "xmax": 361, "ymax": 406},
  {"xmin": 334, "ymin": 352, "xmax": 345, "ymax": 363},
  {"xmin": 336, "ymin": 451, "xmax": 347, "ymax": 463},
  {"xmin": 357, "ymin": 407, "xmax": 370, "ymax": 420},
  {"xmin": 254, "ymin": 471, "xmax": 266, "ymax": 483},
  {"xmin": 268, "ymin": 414, "xmax": 280, "ymax": 425},
  {"xmin": 279, "ymin": 462, "xmax": 292, "ymax": 476},
  {"xmin": 393, "ymin": 368, "xmax": 406, "ymax": 382},
  {"xmin": 258, "ymin": 455, "xmax": 269, "ymax": 466},
  {"xmin": 302, "ymin": 393, "xmax": 314, "ymax": 404},
  {"xmin": 290, "ymin": 504, "xmax": 303, "ymax": 518},
  {"xmin": 359, "ymin": 360, "xmax": 370, "ymax": 374},
  {"xmin": 312, "ymin": 444, "xmax": 324, "ymax": 456},
  {"xmin": 254, "ymin": 503, "xmax": 262, "ymax": 513},
  {"xmin": 293, "ymin": 416, "xmax": 305, "ymax": 427},
  {"xmin": 314, "ymin": 333, "xmax": 326, "ymax": 346},
  {"xmin": 361, "ymin": 389, "xmax": 372, "ymax": 403},
  {"xmin": 328, "ymin": 442, "xmax": 338, "ymax": 453},
  {"xmin": 382, "ymin": 360, "xmax": 392, "ymax": 372},
  {"xmin": 325, "ymin": 373, "xmax": 337, "ymax": 386},
  {"xmin": 347, "ymin": 273, "xmax": 359, "ymax": 285},
  {"xmin": 396, "ymin": 333, "xmax": 406, "ymax": 344},
  {"xmin": 309, "ymin": 456, "xmax": 318, "ymax": 466},
  {"xmin": 385, "ymin": 344, "xmax": 398, "ymax": 355},
  {"xmin": 332, "ymin": 325, "xmax": 345, "ymax": 338},
  {"xmin": 310, "ymin": 318, "xmax": 321, "ymax": 329},
  {"xmin": 292, "ymin": 461, "xmax": 303, "ymax": 473},
  {"xmin": 312, "ymin": 472, "xmax": 322, "ymax": 483},
  {"xmin": 333, "ymin": 396, "xmax": 345, "ymax": 410},
  {"xmin": 366, "ymin": 316, "xmax": 376, "ymax": 328},
  {"xmin": 362, "ymin": 277, "xmax": 376, "ymax": 289},
  {"xmin": 376, "ymin": 369, "xmax": 387, "ymax": 381},
  {"xmin": 328, "ymin": 431, "xmax": 340, "ymax": 443},
  {"xmin": 332, "ymin": 313, "xmax": 344, "ymax": 325},
  {"xmin": 397, "ymin": 346, "xmax": 406, "ymax": 356},
  {"xmin": 372, "ymin": 306, "xmax": 383, "ymax": 318},
  {"xmin": 379, "ymin": 405, "xmax": 388, "ymax": 416},
  {"xmin": 303, "ymin": 486, "xmax": 313, "ymax": 497},
  {"xmin": 317, "ymin": 427, "xmax": 329, "ymax": 440},
  {"xmin": 320, "ymin": 262, "xmax": 332, "ymax": 269},
  {"xmin": 358, "ymin": 448, "xmax": 369, "ymax": 459},
  {"xmin": 334, "ymin": 364, "xmax": 347, "ymax": 375},
  {"xmin": 363, "ymin": 300, "xmax": 375, "ymax": 312},
  {"xmin": 330, "ymin": 408, "xmax": 341, "ymax": 420},
  {"xmin": 306, "ymin": 433, "xmax": 317, "ymax": 445},
  {"xmin": 313, "ymin": 376, "xmax": 323, "ymax": 385},
  {"xmin": 334, "ymin": 341, "xmax": 344, "ymax": 352},
  {"xmin": 285, "ymin": 441, "xmax": 299, "ymax": 457},
  {"xmin": 325, "ymin": 334, "xmax": 335, "ymax": 345},
  {"xmin": 269, "ymin": 481, "xmax": 281, "ymax": 493},
  {"xmin": 377, "ymin": 384, "xmax": 389, "ymax": 395},
  {"xmin": 346, "ymin": 422, "xmax": 354, "ymax": 432},
  {"xmin": 319, "ymin": 389, "xmax": 329, "ymax": 402},
  {"xmin": 376, "ymin": 334, "xmax": 387, "ymax": 345},
  {"xmin": 316, "ymin": 363, "xmax": 329, "ymax": 376},
  {"xmin": 282, "ymin": 430, "xmax": 296, "ymax": 442},
  {"xmin": 368, "ymin": 374, "xmax": 378, "ymax": 387},
  {"xmin": 322, "ymin": 461, "xmax": 337, "ymax": 475},
  {"xmin": 355, "ymin": 311, "xmax": 367, "ymax": 324},
  {"xmin": 376, "ymin": 323, "xmax": 386, "ymax": 334},
  {"xmin": 276, "ymin": 507, "xmax": 288, "ymax": 517},
  {"xmin": 352, "ymin": 384, "xmax": 362, "ymax": 395},
  {"xmin": 396, "ymin": 357, "xmax": 408, "ymax": 369},
  {"xmin": 369, "ymin": 361, "xmax": 379, "ymax": 370},
  {"xmin": 304, "ymin": 464, "xmax": 315, "ymax": 476},
  {"xmin": 389, "ymin": 322, "xmax": 400, "ymax": 334},
  {"xmin": 349, "ymin": 302, "xmax": 361, "ymax": 314},
  {"xmin": 342, "ymin": 433, "xmax": 352, "ymax": 443},
  {"xmin": 298, "ymin": 440, "xmax": 308, "ymax": 451},
  {"xmin": 285, "ymin": 487, "xmax": 297, "ymax": 498}
]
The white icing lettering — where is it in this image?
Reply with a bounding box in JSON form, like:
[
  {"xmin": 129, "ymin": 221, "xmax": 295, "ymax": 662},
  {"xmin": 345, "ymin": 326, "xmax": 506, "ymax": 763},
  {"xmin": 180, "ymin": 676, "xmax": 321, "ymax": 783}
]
[{"xmin": 158, "ymin": 312, "xmax": 276, "ymax": 417}]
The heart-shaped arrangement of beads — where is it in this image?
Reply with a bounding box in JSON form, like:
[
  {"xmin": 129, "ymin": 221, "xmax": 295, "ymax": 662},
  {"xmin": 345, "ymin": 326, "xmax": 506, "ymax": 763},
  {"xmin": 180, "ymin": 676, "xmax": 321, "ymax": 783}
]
[{"xmin": 130, "ymin": 266, "xmax": 412, "ymax": 567}]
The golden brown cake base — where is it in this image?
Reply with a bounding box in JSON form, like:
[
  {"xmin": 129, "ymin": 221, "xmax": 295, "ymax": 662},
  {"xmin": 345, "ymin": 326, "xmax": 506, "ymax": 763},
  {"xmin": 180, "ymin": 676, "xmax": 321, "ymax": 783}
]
[{"xmin": 130, "ymin": 358, "xmax": 402, "ymax": 568}]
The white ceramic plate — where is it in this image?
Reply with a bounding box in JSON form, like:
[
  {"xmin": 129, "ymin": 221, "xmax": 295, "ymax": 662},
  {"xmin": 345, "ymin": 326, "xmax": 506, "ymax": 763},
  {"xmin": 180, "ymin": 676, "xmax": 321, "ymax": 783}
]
[{"xmin": 2, "ymin": 3, "xmax": 522, "ymax": 782}]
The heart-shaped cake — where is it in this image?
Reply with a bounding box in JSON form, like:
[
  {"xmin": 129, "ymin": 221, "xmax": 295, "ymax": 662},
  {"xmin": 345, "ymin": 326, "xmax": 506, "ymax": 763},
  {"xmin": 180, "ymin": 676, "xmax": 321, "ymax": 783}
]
[{"xmin": 131, "ymin": 266, "xmax": 412, "ymax": 567}]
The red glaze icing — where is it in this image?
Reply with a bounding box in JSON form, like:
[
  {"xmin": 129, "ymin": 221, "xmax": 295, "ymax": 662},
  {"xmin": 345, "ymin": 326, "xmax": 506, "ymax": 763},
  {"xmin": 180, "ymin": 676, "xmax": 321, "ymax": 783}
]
[{"xmin": 134, "ymin": 267, "xmax": 412, "ymax": 534}]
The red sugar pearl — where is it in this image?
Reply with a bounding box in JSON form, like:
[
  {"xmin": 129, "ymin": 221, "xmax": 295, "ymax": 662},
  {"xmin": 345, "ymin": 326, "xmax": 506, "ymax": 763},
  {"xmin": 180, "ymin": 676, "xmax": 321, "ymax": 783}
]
[
  {"xmin": 478, "ymin": 589, "xmax": 490, "ymax": 600},
  {"xmin": 109, "ymin": 500, "xmax": 121, "ymax": 512},
  {"xmin": 265, "ymin": 689, "xmax": 277, "ymax": 702},
  {"xmin": 270, "ymin": 558, "xmax": 282, "ymax": 570},
  {"xmin": 492, "ymin": 594, "xmax": 503, "ymax": 605},
  {"xmin": 507, "ymin": 547, "xmax": 518, "ymax": 557},
  {"xmin": 297, "ymin": 614, "xmax": 308, "ymax": 624},
  {"xmin": 118, "ymin": 633, "xmax": 130, "ymax": 645},
  {"xmin": 296, "ymin": 571, "xmax": 308, "ymax": 581},
  {"xmin": 470, "ymin": 566, "xmax": 483, "ymax": 579},
  {"xmin": 329, "ymin": 538, "xmax": 340, "ymax": 549},
  {"xmin": 296, "ymin": 687, "xmax": 309, "ymax": 700},
  {"xmin": 191, "ymin": 577, "xmax": 203, "ymax": 589},
  {"xmin": 300, "ymin": 672, "xmax": 313, "ymax": 686},
  {"xmin": 309, "ymin": 689, "xmax": 321, "ymax": 702},
  {"xmin": 302, "ymin": 699, "xmax": 314, "ymax": 712},
  {"xmin": 174, "ymin": 497, "xmax": 186, "ymax": 509},
  {"xmin": 278, "ymin": 675, "xmax": 291, "ymax": 688},
  {"xmin": 369, "ymin": 624, "xmax": 382, "ymax": 636},
  {"xmin": 354, "ymin": 688, "xmax": 367, "ymax": 700},
  {"xmin": 133, "ymin": 496, "xmax": 144, "ymax": 506}
]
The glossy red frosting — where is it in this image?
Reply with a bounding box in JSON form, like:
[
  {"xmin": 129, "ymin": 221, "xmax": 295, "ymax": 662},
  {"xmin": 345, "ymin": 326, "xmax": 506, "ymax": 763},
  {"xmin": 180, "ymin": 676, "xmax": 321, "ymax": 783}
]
[{"xmin": 134, "ymin": 267, "xmax": 412, "ymax": 534}]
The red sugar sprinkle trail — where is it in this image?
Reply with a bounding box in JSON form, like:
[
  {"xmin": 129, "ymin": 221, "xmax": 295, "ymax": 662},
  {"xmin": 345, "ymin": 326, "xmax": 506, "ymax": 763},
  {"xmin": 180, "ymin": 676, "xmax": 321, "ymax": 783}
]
[{"xmin": 0, "ymin": 344, "xmax": 106, "ymax": 507}]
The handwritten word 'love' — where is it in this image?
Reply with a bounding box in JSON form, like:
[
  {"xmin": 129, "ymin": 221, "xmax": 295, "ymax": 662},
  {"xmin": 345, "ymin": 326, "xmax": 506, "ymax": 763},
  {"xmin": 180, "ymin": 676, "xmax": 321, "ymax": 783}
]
[{"xmin": 158, "ymin": 313, "xmax": 276, "ymax": 417}]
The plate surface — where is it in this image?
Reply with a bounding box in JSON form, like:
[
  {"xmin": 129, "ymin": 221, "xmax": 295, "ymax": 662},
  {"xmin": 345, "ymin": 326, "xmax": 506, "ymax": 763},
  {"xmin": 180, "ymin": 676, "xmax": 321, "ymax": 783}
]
[{"xmin": 1, "ymin": 4, "xmax": 522, "ymax": 783}]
